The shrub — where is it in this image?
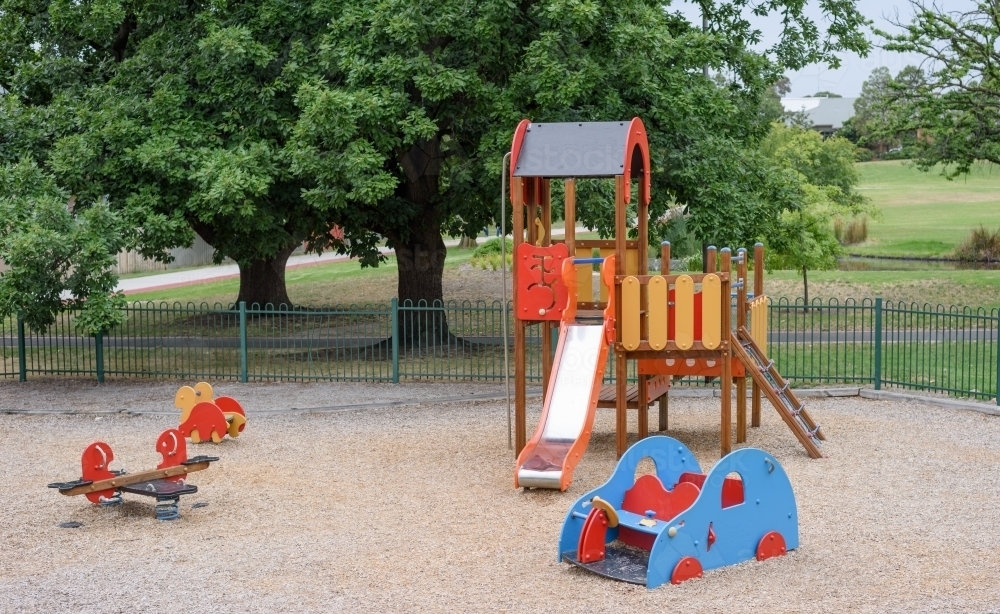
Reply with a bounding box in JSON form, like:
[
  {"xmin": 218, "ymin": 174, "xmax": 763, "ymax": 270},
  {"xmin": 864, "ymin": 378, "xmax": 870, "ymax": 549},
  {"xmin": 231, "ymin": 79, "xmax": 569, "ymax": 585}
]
[
  {"xmin": 833, "ymin": 216, "xmax": 868, "ymax": 245},
  {"xmin": 470, "ymin": 237, "xmax": 513, "ymax": 270},
  {"xmin": 855, "ymin": 147, "xmax": 874, "ymax": 162},
  {"xmin": 472, "ymin": 237, "xmax": 512, "ymax": 257},
  {"xmin": 955, "ymin": 226, "xmax": 1000, "ymax": 261}
]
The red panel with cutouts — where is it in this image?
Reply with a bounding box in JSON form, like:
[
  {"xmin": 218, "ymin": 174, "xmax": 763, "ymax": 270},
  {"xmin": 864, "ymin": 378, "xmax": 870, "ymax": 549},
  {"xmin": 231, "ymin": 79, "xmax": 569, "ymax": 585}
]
[{"xmin": 515, "ymin": 243, "xmax": 569, "ymax": 321}]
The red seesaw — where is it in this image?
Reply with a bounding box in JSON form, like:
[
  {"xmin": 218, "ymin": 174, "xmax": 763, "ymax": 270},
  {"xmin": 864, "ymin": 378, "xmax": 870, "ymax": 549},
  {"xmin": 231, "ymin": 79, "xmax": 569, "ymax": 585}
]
[{"xmin": 48, "ymin": 428, "xmax": 218, "ymax": 520}]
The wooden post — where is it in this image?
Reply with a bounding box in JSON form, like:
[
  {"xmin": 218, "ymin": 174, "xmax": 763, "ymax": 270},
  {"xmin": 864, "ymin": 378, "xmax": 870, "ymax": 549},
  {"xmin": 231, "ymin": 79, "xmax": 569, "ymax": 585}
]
[
  {"xmin": 525, "ymin": 178, "xmax": 537, "ymax": 246},
  {"xmin": 512, "ymin": 177, "xmax": 527, "ymax": 456},
  {"xmin": 736, "ymin": 247, "xmax": 748, "ymax": 443},
  {"xmin": 752, "ymin": 243, "xmax": 764, "ymax": 428},
  {"xmin": 540, "ymin": 179, "xmax": 553, "ymax": 397},
  {"xmin": 720, "ymin": 248, "xmax": 732, "ymax": 457},
  {"xmin": 614, "ymin": 175, "xmax": 628, "ymax": 458},
  {"xmin": 659, "ymin": 241, "xmax": 670, "ymax": 431},
  {"xmin": 564, "ymin": 179, "xmax": 576, "ymax": 255},
  {"xmin": 636, "ymin": 176, "xmax": 648, "ymax": 440}
]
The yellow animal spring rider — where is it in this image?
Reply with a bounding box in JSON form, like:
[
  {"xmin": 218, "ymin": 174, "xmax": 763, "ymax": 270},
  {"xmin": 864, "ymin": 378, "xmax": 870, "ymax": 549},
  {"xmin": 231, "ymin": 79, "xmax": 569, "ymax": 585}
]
[{"xmin": 174, "ymin": 382, "xmax": 247, "ymax": 443}]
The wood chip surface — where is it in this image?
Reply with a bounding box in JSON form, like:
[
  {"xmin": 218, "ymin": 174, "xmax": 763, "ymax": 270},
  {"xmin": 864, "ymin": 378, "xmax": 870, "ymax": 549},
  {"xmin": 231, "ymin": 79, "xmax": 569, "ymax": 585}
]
[{"xmin": 1, "ymin": 380, "xmax": 998, "ymax": 613}]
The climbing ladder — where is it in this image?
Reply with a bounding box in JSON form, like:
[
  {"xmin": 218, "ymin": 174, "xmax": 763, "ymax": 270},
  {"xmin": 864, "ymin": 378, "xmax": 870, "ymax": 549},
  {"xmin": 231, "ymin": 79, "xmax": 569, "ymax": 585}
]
[{"xmin": 731, "ymin": 328, "xmax": 824, "ymax": 459}]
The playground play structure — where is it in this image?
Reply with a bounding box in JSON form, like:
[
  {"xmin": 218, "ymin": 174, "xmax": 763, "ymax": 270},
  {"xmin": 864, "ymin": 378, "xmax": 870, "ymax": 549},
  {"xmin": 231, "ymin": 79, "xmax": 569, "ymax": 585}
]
[
  {"xmin": 174, "ymin": 382, "xmax": 247, "ymax": 443},
  {"xmin": 559, "ymin": 436, "xmax": 798, "ymax": 588},
  {"xmin": 507, "ymin": 118, "xmax": 824, "ymax": 491},
  {"xmin": 48, "ymin": 428, "xmax": 218, "ymax": 520}
]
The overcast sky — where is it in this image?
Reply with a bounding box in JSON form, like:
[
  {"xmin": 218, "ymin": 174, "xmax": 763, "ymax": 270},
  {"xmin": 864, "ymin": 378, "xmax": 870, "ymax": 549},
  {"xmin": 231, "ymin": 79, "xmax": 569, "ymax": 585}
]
[{"xmin": 671, "ymin": 1, "xmax": 958, "ymax": 98}]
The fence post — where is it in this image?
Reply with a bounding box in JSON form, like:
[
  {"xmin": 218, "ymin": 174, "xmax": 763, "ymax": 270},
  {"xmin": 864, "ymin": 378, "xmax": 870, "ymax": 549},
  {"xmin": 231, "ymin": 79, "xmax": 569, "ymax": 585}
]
[
  {"xmin": 874, "ymin": 297, "xmax": 883, "ymax": 391},
  {"xmin": 239, "ymin": 301, "xmax": 248, "ymax": 384},
  {"xmin": 95, "ymin": 330, "xmax": 105, "ymax": 383},
  {"xmin": 996, "ymin": 310, "xmax": 1000, "ymax": 406},
  {"xmin": 16, "ymin": 315, "xmax": 26, "ymax": 382},
  {"xmin": 391, "ymin": 298, "xmax": 399, "ymax": 384}
]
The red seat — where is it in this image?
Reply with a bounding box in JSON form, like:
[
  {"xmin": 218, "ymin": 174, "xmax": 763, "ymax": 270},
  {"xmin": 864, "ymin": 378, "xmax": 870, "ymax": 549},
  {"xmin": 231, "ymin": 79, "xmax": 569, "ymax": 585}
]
[{"xmin": 618, "ymin": 474, "xmax": 700, "ymax": 550}]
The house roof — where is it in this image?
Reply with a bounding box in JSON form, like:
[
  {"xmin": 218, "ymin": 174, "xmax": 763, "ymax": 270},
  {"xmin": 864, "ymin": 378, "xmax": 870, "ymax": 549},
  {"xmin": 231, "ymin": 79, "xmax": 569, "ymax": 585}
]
[{"xmin": 781, "ymin": 97, "xmax": 857, "ymax": 130}]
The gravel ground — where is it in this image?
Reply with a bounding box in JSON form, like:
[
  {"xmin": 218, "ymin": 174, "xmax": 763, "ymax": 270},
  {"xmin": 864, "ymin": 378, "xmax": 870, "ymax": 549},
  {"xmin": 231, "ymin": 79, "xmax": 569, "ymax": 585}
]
[{"xmin": 1, "ymin": 380, "xmax": 999, "ymax": 613}]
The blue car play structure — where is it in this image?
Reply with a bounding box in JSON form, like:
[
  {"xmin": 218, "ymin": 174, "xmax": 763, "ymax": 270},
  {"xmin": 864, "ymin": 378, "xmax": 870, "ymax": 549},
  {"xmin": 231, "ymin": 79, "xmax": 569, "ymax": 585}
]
[{"xmin": 559, "ymin": 436, "xmax": 798, "ymax": 588}]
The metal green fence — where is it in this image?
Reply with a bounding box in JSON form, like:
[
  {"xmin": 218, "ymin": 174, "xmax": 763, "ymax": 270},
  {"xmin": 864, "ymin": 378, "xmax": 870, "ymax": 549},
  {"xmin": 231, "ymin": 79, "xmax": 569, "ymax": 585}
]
[{"xmin": 2, "ymin": 298, "xmax": 998, "ymax": 404}]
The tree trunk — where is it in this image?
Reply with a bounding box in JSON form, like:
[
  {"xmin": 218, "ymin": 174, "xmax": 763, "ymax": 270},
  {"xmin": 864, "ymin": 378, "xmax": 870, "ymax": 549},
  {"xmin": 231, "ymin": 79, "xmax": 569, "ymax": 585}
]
[
  {"xmin": 235, "ymin": 244, "xmax": 297, "ymax": 308},
  {"xmin": 801, "ymin": 265, "xmax": 809, "ymax": 311},
  {"xmin": 395, "ymin": 217, "xmax": 448, "ymax": 347}
]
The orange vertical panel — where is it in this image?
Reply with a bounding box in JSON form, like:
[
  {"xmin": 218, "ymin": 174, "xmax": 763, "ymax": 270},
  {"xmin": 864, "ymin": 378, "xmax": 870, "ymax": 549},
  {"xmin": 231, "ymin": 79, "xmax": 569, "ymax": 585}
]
[{"xmin": 674, "ymin": 275, "xmax": 694, "ymax": 350}]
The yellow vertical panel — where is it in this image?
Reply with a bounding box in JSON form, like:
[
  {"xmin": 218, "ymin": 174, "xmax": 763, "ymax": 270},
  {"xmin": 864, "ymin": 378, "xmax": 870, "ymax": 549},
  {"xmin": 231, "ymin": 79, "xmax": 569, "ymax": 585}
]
[
  {"xmin": 759, "ymin": 304, "xmax": 765, "ymax": 351},
  {"xmin": 576, "ymin": 248, "xmax": 593, "ymax": 303},
  {"xmin": 599, "ymin": 248, "xmax": 614, "ymax": 302},
  {"xmin": 622, "ymin": 276, "xmax": 641, "ymax": 351},
  {"xmin": 701, "ymin": 273, "xmax": 721, "ymax": 350},
  {"xmin": 752, "ymin": 300, "xmax": 759, "ymax": 344},
  {"xmin": 625, "ymin": 248, "xmax": 638, "ymax": 275},
  {"xmin": 674, "ymin": 275, "xmax": 694, "ymax": 350},
  {"xmin": 648, "ymin": 276, "xmax": 668, "ymax": 350}
]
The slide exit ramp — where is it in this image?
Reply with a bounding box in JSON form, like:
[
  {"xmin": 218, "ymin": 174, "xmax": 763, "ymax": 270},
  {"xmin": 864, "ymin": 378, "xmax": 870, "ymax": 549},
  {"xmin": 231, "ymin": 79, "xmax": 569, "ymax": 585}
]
[{"xmin": 515, "ymin": 321, "xmax": 611, "ymax": 491}]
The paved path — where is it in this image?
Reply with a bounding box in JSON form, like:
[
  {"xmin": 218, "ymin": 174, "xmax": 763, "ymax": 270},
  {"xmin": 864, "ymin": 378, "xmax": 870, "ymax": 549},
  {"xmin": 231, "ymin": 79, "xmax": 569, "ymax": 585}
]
[{"xmin": 116, "ymin": 227, "xmax": 587, "ymax": 295}]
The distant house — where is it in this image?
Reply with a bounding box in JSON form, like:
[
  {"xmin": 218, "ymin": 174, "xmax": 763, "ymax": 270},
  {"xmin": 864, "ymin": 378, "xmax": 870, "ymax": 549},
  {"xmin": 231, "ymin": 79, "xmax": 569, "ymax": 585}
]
[{"xmin": 781, "ymin": 97, "xmax": 857, "ymax": 137}]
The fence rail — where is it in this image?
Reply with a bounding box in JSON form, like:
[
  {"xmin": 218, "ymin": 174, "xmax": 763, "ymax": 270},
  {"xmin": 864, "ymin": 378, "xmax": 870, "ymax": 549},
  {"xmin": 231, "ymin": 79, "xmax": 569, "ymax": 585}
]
[{"xmin": 2, "ymin": 298, "xmax": 998, "ymax": 404}]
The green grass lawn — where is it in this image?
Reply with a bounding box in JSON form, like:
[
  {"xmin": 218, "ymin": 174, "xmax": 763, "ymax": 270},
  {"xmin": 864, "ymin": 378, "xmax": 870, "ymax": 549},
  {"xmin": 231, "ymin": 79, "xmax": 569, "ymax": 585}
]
[
  {"xmin": 853, "ymin": 160, "xmax": 1000, "ymax": 257},
  {"xmin": 766, "ymin": 268, "xmax": 1000, "ymax": 310}
]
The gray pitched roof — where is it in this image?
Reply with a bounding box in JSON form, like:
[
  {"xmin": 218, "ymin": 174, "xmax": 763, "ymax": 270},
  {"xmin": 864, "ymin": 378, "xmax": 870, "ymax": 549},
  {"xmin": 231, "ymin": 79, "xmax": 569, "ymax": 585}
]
[{"xmin": 781, "ymin": 97, "xmax": 857, "ymax": 130}]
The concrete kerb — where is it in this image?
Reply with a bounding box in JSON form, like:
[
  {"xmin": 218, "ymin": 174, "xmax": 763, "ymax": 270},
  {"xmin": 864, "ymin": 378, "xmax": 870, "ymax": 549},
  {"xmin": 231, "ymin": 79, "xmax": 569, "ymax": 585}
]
[
  {"xmin": 1, "ymin": 386, "xmax": 997, "ymax": 417},
  {"xmin": 858, "ymin": 388, "xmax": 1000, "ymax": 416}
]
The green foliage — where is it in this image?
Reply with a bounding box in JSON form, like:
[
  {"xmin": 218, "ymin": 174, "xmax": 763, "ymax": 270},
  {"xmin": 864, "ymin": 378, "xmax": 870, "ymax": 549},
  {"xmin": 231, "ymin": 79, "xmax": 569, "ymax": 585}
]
[
  {"xmin": 1, "ymin": 0, "xmax": 871, "ymax": 320},
  {"xmin": 954, "ymin": 226, "xmax": 1000, "ymax": 262},
  {"xmin": 878, "ymin": 3, "xmax": 1000, "ymax": 175},
  {"xmin": 761, "ymin": 123, "xmax": 874, "ymax": 298},
  {"xmin": 470, "ymin": 237, "xmax": 513, "ymax": 270},
  {"xmin": 760, "ymin": 124, "xmax": 870, "ymax": 211},
  {"xmin": 848, "ymin": 65, "xmax": 923, "ymax": 155},
  {"xmin": 0, "ymin": 160, "xmax": 127, "ymax": 334},
  {"xmin": 472, "ymin": 237, "xmax": 513, "ymax": 258}
]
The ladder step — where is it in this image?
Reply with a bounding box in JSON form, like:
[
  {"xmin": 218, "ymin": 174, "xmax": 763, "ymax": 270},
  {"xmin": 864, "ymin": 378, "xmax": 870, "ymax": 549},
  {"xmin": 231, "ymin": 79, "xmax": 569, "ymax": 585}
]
[{"xmin": 807, "ymin": 425, "xmax": 822, "ymax": 439}]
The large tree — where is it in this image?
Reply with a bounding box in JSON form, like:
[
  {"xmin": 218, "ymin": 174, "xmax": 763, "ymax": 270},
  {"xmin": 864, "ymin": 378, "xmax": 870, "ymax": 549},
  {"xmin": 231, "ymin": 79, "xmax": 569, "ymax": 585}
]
[
  {"xmin": 1, "ymin": 0, "xmax": 870, "ymax": 335},
  {"xmin": 0, "ymin": 1, "xmax": 342, "ymax": 308},
  {"xmin": 878, "ymin": 1, "xmax": 1000, "ymax": 174},
  {"xmin": 761, "ymin": 123, "xmax": 873, "ymax": 303}
]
